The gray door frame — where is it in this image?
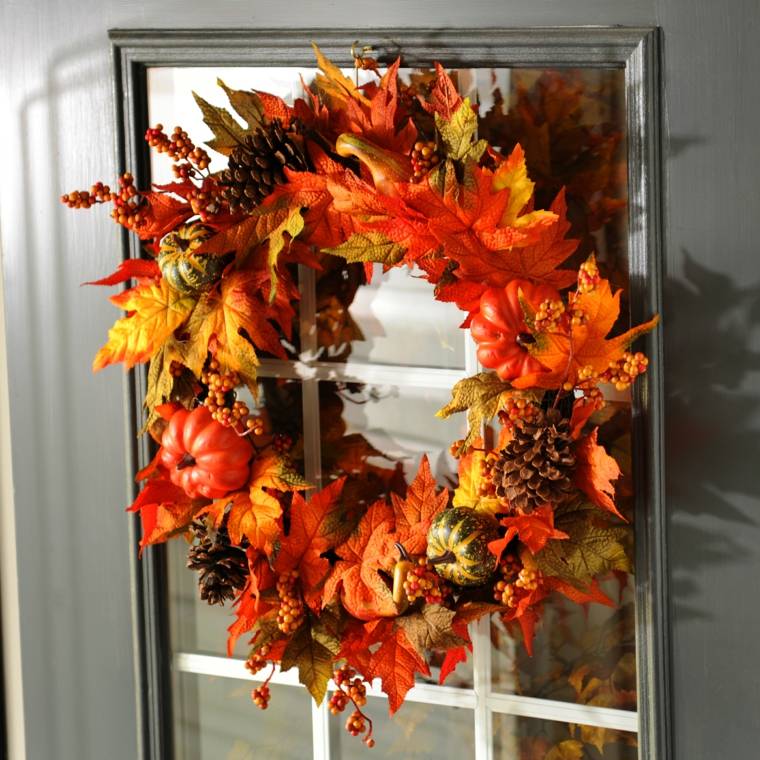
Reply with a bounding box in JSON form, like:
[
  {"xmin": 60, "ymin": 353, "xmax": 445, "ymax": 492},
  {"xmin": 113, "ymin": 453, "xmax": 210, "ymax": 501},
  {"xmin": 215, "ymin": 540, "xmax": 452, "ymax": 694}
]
[{"xmin": 112, "ymin": 27, "xmax": 668, "ymax": 760}]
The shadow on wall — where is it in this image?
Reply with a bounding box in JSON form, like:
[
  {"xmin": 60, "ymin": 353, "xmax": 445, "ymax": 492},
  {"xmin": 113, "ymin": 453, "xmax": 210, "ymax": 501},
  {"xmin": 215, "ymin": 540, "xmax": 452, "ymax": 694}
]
[{"xmin": 665, "ymin": 251, "xmax": 760, "ymax": 620}]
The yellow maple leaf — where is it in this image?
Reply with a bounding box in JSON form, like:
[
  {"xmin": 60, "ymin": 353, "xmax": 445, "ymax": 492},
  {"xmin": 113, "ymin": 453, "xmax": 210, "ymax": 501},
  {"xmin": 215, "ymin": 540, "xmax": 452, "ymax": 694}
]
[
  {"xmin": 93, "ymin": 279, "xmax": 195, "ymax": 372},
  {"xmin": 493, "ymin": 143, "xmax": 557, "ymax": 228}
]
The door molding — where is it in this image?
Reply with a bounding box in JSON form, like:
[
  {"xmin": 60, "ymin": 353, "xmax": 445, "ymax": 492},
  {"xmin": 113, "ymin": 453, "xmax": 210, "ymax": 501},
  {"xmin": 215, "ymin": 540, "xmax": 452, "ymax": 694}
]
[{"xmin": 110, "ymin": 27, "xmax": 668, "ymax": 760}]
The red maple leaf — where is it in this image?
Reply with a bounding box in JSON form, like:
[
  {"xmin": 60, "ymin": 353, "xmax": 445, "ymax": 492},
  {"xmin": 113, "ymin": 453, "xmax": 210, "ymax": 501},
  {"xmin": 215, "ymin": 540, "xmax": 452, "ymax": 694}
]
[
  {"xmin": 420, "ymin": 63, "xmax": 463, "ymax": 119},
  {"xmin": 137, "ymin": 192, "xmax": 193, "ymax": 240},
  {"xmin": 489, "ymin": 505, "xmax": 569, "ymax": 558},
  {"xmin": 274, "ymin": 477, "xmax": 346, "ymax": 610},
  {"xmin": 391, "ymin": 455, "xmax": 449, "ymax": 555},
  {"xmin": 573, "ymin": 428, "xmax": 625, "ymax": 520},
  {"xmin": 322, "ymin": 500, "xmax": 398, "ymax": 621},
  {"xmin": 227, "ymin": 550, "xmax": 276, "ymax": 655},
  {"xmin": 85, "ymin": 258, "xmax": 160, "ymax": 287}
]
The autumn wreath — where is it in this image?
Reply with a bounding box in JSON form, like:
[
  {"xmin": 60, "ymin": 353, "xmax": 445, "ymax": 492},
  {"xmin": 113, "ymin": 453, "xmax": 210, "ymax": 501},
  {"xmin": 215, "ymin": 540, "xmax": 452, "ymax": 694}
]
[{"xmin": 62, "ymin": 45, "xmax": 658, "ymax": 748}]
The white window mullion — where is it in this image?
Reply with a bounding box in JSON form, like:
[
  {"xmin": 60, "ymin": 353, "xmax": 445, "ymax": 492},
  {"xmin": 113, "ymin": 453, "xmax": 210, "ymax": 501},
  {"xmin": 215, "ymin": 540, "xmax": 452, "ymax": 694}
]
[
  {"xmin": 297, "ymin": 264, "xmax": 330, "ymax": 760},
  {"xmin": 472, "ymin": 616, "xmax": 494, "ymax": 760}
]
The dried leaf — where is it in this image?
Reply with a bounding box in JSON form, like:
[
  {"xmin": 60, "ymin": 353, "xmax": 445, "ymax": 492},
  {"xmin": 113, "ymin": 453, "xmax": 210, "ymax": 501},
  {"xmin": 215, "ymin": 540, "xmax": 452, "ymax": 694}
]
[
  {"xmin": 435, "ymin": 99, "xmax": 487, "ymax": 162},
  {"xmin": 396, "ymin": 604, "xmax": 468, "ymax": 653},
  {"xmin": 573, "ymin": 428, "xmax": 624, "ymax": 520},
  {"xmin": 534, "ymin": 500, "xmax": 631, "ymax": 588},
  {"xmin": 217, "ymin": 78, "xmax": 265, "ymax": 131},
  {"xmin": 193, "ymin": 91, "xmax": 247, "ymax": 155},
  {"xmin": 325, "ymin": 231, "xmax": 406, "ymax": 266},
  {"xmin": 280, "ymin": 614, "xmax": 337, "ymax": 704},
  {"xmin": 437, "ymin": 371, "xmax": 511, "ymax": 453}
]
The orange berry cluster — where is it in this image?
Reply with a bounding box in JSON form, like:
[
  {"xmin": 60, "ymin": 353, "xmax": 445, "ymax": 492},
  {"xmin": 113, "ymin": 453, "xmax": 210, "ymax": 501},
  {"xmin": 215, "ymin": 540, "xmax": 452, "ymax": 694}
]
[
  {"xmin": 110, "ymin": 173, "xmax": 145, "ymax": 230},
  {"xmin": 577, "ymin": 255, "xmax": 600, "ymax": 294},
  {"xmin": 245, "ymin": 644, "xmax": 271, "ymax": 676},
  {"xmin": 331, "ymin": 665, "xmax": 374, "ymax": 748},
  {"xmin": 477, "ymin": 452, "xmax": 500, "ymax": 499},
  {"xmin": 600, "ymin": 351, "xmax": 649, "ymax": 391},
  {"xmin": 533, "ymin": 298, "xmax": 565, "ymax": 333},
  {"xmin": 403, "ymin": 557, "xmax": 447, "ymax": 605},
  {"xmin": 493, "ymin": 554, "xmax": 538, "ymax": 608},
  {"xmin": 500, "ymin": 395, "xmax": 541, "ymax": 429},
  {"xmin": 273, "ymin": 433, "xmax": 294, "ymax": 454},
  {"xmin": 187, "ymin": 186, "xmax": 221, "ymax": 222},
  {"xmin": 60, "ymin": 181, "xmax": 112, "ymax": 209},
  {"xmin": 276, "ymin": 570, "xmax": 305, "ymax": 634},
  {"xmin": 411, "ymin": 140, "xmax": 440, "ymax": 180},
  {"xmin": 145, "ymin": 124, "xmax": 210, "ymax": 176},
  {"xmin": 201, "ymin": 362, "xmax": 251, "ymax": 427},
  {"xmin": 251, "ymin": 683, "xmax": 270, "ymax": 709}
]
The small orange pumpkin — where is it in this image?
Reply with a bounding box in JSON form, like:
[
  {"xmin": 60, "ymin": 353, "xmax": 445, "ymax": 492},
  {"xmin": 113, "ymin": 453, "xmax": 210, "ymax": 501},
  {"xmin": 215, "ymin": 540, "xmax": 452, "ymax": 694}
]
[
  {"xmin": 159, "ymin": 406, "xmax": 253, "ymax": 499},
  {"xmin": 470, "ymin": 279, "xmax": 557, "ymax": 381}
]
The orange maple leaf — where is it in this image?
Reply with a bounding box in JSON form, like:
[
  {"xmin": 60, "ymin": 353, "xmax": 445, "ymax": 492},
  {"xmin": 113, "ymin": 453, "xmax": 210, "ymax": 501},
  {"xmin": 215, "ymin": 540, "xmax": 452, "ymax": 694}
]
[
  {"xmin": 420, "ymin": 63, "xmax": 463, "ymax": 119},
  {"xmin": 573, "ymin": 428, "xmax": 625, "ymax": 520},
  {"xmin": 514, "ymin": 278, "xmax": 660, "ymax": 390},
  {"xmin": 454, "ymin": 188, "xmax": 578, "ymax": 288},
  {"xmin": 93, "ymin": 279, "xmax": 195, "ymax": 371},
  {"xmin": 136, "ymin": 192, "xmax": 193, "ymax": 240},
  {"xmin": 274, "ymin": 477, "xmax": 346, "ymax": 610},
  {"xmin": 362, "ymin": 622, "xmax": 430, "ymax": 714},
  {"xmin": 127, "ymin": 476, "xmax": 202, "ymax": 553},
  {"xmin": 391, "ymin": 455, "xmax": 449, "ymax": 555},
  {"xmin": 201, "ymin": 452, "xmax": 309, "ymax": 551},
  {"xmin": 489, "ymin": 504, "xmax": 569, "ymax": 557},
  {"xmin": 323, "ymin": 500, "xmax": 398, "ymax": 621},
  {"xmin": 227, "ymin": 549, "xmax": 276, "ymax": 655}
]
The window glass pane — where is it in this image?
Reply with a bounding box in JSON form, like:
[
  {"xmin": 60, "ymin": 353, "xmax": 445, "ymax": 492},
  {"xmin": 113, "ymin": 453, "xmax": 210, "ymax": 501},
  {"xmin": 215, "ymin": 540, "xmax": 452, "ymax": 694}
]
[
  {"xmin": 173, "ymin": 674, "xmax": 312, "ymax": 760},
  {"xmin": 491, "ymin": 580, "xmax": 636, "ymax": 710},
  {"xmin": 493, "ymin": 714, "xmax": 638, "ymax": 760},
  {"xmin": 336, "ymin": 263, "xmax": 467, "ymax": 369},
  {"xmin": 335, "ymin": 697, "xmax": 474, "ymax": 759},
  {"xmin": 320, "ymin": 381, "xmax": 464, "ymax": 489}
]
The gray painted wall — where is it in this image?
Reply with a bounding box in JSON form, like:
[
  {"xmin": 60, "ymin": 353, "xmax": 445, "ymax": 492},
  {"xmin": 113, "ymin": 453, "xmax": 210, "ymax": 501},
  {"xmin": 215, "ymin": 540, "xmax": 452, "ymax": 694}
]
[{"xmin": 0, "ymin": 2, "xmax": 758, "ymax": 759}]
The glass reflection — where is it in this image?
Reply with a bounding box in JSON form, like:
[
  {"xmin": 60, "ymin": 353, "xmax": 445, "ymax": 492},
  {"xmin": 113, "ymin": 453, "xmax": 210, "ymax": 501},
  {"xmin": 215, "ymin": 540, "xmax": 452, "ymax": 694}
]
[{"xmin": 493, "ymin": 713, "xmax": 638, "ymax": 760}]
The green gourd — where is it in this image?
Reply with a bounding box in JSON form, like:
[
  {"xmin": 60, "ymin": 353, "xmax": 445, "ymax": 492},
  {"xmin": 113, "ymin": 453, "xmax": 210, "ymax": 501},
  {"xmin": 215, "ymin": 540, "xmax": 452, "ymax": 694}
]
[
  {"xmin": 426, "ymin": 507, "xmax": 499, "ymax": 587},
  {"xmin": 158, "ymin": 222, "xmax": 229, "ymax": 294}
]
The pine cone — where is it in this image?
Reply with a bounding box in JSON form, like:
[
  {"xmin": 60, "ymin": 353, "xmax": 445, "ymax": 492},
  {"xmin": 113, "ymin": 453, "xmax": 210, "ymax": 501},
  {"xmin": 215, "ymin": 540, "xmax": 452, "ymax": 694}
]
[
  {"xmin": 220, "ymin": 120, "xmax": 308, "ymax": 213},
  {"xmin": 492, "ymin": 409, "xmax": 576, "ymax": 511},
  {"xmin": 187, "ymin": 520, "xmax": 248, "ymax": 605}
]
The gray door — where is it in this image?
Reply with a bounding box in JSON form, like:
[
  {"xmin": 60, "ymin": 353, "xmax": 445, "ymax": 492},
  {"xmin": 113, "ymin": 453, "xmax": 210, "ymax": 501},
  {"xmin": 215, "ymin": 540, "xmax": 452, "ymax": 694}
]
[{"xmin": 1, "ymin": 3, "xmax": 758, "ymax": 760}]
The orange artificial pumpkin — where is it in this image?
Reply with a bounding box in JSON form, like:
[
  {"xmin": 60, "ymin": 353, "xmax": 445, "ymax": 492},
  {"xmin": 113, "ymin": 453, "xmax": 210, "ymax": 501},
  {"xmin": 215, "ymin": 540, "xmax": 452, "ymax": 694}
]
[
  {"xmin": 159, "ymin": 406, "xmax": 253, "ymax": 499},
  {"xmin": 470, "ymin": 279, "xmax": 557, "ymax": 381}
]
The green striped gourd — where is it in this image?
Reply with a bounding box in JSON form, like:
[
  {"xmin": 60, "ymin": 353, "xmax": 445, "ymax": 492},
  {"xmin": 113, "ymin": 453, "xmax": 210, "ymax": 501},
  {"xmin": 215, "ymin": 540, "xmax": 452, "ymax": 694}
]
[
  {"xmin": 426, "ymin": 507, "xmax": 499, "ymax": 587},
  {"xmin": 158, "ymin": 223, "xmax": 228, "ymax": 295}
]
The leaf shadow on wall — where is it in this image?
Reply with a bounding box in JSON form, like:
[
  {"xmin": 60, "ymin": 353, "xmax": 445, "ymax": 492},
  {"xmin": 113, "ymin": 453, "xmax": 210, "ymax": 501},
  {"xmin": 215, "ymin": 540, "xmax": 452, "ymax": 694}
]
[{"xmin": 664, "ymin": 251, "xmax": 760, "ymax": 620}]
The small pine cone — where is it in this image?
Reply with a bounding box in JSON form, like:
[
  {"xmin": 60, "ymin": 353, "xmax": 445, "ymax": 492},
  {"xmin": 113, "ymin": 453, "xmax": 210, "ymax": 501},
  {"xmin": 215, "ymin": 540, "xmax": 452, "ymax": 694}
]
[
  {"xmin": 220, "ymin": 120, "xmax": 308, "ymax": 213},
  {"xmin": 492, "ymin": 409, "xmax": 576, "ymax": 511},
  {"xmin": 187, "ymin": 520, "xmax": 248, "ymax": 605}
]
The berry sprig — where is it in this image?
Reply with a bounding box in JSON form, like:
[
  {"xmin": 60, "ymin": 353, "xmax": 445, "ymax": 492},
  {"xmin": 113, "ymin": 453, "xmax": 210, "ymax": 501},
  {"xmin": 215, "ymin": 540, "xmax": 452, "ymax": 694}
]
[
  {"xmin": 577, "ymin": 254, "xmax": 600, "ymax": 294},
  {"xmin": 200, "ymin": 362, "xmax": 253, "ymax": 429},
  {"xmin": 493, "ymin": 553, "xmax": 540, "ymax": 608},
  {"xmin": 499, "ymin": 395, "xmax": 542, "ymax": 430},
  {"xmin": 276, "ymin": 570, "xmax": 305, "ymax": 635},
  {"xmin": 250, "ymin": 663, "xmax": 276, "ymax": 710},
  {"xmin": 411, "ymin": 140, "xmax": 440, "ymax": 180},
  {"xmin": 145, "ymin": 123, "xmax": 211, "ymax": 176},
  {"xmin": 245, "ymin": 644, "xmax": 271, "ymax": 677},
  {"xmin": 403, "ymin": 557, "xmax": 449, "ymax": 605},
  {"xmin": 61, "ymin": 173, "xmax": 146, "ymax": 232},
  {"xmin": 329, "ymin": 665, "xmax": 375, "ymax": 748},
  {"xmin": 533, "ymin": 298, "xmax": 565, "ymax": 333},
  {"xmin": 600, "ymin": 351, "xmax": 649, "ymax": 391}
]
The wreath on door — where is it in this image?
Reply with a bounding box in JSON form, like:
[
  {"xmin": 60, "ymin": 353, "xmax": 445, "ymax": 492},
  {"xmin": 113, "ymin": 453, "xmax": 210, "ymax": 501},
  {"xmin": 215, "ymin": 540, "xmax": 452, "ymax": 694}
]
[{"xmin": 62, "ymin": 45, "xmax": 657, "ymax": 748}]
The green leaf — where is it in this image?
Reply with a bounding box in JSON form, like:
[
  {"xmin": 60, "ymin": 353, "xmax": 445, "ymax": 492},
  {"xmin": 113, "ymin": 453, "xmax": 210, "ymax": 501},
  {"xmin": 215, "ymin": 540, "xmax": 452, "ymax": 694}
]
[
  {"xmin": 396, "ymin": 605, "xmax": 468, "ymax": 653},
  {"xmin": 436, "ymin": 371, "xmax": 512, "ymax": 453},
  {"xmin": 534, "ymin": 500, "xmax": 632, "ymax": 589},
  {"xmin": 324, "ymin": 231, "xmax": 406, "ymax": 266},
  {"xmin": 217, "ymin": 78, "xmax": 265, "ymax": 131},
  {"xmin": 192, "ymin": 91, "xmax": 247, "ymax": 155},
  {"xmin": 280, "ymin": 615, "xmax": 337, "ymax": 704},
  {"xmin": 435, "ymin": 99, "xmax": 487, "ymax": 162}
]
